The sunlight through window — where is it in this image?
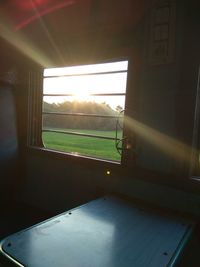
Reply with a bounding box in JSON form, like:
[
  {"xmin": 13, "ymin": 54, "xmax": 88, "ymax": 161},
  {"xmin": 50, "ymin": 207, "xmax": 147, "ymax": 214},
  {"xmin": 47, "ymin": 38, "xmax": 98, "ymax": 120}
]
[{"xmin": 42, "ymin": 60, "xmax": 128, "ymax": 162}]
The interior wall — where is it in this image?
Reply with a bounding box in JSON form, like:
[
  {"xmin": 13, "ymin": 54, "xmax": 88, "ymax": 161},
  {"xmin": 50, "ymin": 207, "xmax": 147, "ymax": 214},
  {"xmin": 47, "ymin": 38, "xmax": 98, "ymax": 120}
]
[
  {"xmin": 137, "ymin": 1, "xmax": 184, "ymax": 174},
  {"xmin": 4, "ymin": 0, "xmax": 199, "ymax": 215},
  {"xmin": 16, "ymin": 0, "xmax": 200, "ymax": 215}
]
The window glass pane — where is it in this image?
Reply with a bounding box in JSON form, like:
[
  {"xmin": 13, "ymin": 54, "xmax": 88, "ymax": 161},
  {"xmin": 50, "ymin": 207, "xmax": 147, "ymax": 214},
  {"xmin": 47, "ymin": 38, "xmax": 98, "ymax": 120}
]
[
  {"xmin": 43, "ymin": 115, "xmax": 123, "ymax": 138},
  {"xmin": 43, "ymin": 72, "xmax": 127, "ymax": 95},
  {"xmin": 42, "ymin": 60, "xmax": 128, "ymax": 162},
  {"xmin": 43, "ymin": 96, "xmax": 125, "ymax": 113},
  {"xmin": 44, "ymin": 61, "xmax": 128, "ymax": 77}
]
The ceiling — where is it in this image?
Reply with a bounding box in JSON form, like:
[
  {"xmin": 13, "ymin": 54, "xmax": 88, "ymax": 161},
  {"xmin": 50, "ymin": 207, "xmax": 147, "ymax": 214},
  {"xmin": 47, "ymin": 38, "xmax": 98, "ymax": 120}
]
[{"xmin": 0, "ymin": 0, "xmax": 153, "ymax": 32}]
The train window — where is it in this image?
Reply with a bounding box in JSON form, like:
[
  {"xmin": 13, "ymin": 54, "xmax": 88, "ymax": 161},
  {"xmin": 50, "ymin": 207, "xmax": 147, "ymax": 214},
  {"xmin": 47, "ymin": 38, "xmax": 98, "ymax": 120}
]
[{"xmin": 41, "ymin": 60, "xmax": 128, "ymax": 162}]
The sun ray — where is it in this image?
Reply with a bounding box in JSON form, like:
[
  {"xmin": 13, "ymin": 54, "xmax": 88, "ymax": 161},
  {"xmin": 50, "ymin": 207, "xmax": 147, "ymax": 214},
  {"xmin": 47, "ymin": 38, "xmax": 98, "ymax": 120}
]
[
  {"xmin": 124, "ymin": 116, "xmax": 193, "ymax": 164},
  {"xmin": 0, "ymin": 13, "xmax": 53, "ymax": 67}
]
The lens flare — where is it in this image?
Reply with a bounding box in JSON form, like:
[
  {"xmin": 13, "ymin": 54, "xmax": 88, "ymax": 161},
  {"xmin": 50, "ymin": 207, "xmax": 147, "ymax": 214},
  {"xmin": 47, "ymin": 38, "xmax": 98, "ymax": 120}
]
[
  {"xmin": 0, "ymin": 20, "xmax": 53, "ymax": 67},
  {"xmin": 15, "ymin": 0, "xmax": 75, "ymax": 30},
  {"xmin": 0, "ymin": 0, "xmax": 77, "ymax": 67}
]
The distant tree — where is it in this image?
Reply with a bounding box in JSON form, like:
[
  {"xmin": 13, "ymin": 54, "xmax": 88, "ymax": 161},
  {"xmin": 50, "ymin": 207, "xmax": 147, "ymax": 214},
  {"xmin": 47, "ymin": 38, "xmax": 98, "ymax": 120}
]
[{"xmin": 43, "ymin": 100, "xmax": 119, "ymax": 130}]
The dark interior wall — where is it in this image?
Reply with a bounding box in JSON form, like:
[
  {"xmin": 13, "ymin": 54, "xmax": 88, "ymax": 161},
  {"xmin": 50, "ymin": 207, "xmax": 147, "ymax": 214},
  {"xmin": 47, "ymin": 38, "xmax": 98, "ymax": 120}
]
[
  {"xmin": 125, "ymin": 0, "xmax": 200, "ymax": 179},
  {"xmin": 0, "ymin": 35, "xmax": 42, "ymax": 207},
  {"xmin": 1, "ymin": 0, "xmax": 200, "ymax": 215},
  {"xmin": 16, "ymin": 0, "xmax": 155, "ymax": 211},
  {"xmin": 136, "ymin": 1, "xmax": 186, "ymax": 174},
  {"xmin": 0, "ymin": 84, "xmax": 18, "ymax": 202},
  {"xmin": 16, "ymin": 0, "xmax": 200, "ymax": 216},
  {"xmin": 24, "ymin": 150, "xmax": 200, "ymax": 216}
]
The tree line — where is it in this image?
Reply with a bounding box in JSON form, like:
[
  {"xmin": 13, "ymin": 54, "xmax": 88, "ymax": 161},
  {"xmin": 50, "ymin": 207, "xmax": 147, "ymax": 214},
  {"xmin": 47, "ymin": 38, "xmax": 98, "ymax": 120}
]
[{"xmin": 43, "ymin": 101, "xmax": 123, "ymax": 131}]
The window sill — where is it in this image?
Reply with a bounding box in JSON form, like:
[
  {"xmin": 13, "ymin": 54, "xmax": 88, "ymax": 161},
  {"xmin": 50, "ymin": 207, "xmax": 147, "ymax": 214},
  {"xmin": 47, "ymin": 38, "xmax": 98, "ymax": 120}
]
[
  {"xmin": 27, "ymin": 145, "xmax": 121, "ymax": 170},
  {"xmin": 26, "ymin": 147, "xmax": 200, "ymax": 195}
]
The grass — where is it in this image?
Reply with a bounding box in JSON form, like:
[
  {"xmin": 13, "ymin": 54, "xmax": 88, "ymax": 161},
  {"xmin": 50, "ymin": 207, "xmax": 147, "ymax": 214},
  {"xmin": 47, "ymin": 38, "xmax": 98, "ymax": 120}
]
[{"xmin": 42, "ymin": 129, "xmax": 122, "ymax": 161}]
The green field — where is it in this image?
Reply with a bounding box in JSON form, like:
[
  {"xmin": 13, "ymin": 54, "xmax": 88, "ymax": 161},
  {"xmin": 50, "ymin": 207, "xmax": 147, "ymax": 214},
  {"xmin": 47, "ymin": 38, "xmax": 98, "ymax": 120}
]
[{"xmin": 42, "ymin": 129, "xmax": 122, "ymax": 161}]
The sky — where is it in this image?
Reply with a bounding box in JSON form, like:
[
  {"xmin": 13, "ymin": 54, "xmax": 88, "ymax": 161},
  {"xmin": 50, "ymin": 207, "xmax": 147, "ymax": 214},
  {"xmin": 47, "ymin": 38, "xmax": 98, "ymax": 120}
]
[{"xmin": 43, "ymin": 60, "xmax": 128, "ymax": 110}]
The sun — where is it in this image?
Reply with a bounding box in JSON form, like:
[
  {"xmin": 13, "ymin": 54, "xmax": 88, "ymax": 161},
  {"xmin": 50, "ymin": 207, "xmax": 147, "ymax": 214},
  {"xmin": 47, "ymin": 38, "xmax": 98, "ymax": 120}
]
[
  {"xmin": 43, "ymin": 60, "xmax": 128, "ymax": 109},
  {"xmin": 71, "ymin": 91, "xmax": 90, "ymax": 102}
]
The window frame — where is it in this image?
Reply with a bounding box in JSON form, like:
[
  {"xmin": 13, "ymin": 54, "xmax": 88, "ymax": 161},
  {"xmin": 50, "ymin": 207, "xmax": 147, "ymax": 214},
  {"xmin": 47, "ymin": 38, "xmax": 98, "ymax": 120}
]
[{"xmin": 28, "ymin": 58, "xmax": 130, "ymax": 165}]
